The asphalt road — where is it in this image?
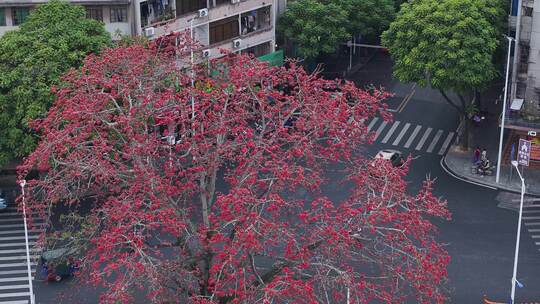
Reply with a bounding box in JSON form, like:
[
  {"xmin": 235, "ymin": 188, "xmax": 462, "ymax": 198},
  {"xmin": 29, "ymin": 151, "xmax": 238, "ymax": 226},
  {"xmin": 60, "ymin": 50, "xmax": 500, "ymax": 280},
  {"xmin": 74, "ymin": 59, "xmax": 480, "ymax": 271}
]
[
  {"xmin": 11, "ymin": 53, "xmax": 540, "ymax": 303},
  {"xmin": 349, "ymin": 53, "xmax": 540, "ymax": 303}
]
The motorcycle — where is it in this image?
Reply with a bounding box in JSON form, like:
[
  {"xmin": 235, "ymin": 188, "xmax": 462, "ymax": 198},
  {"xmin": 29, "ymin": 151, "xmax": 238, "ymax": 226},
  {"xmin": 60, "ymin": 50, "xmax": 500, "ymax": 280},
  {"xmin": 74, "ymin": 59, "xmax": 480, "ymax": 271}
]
[{"xmin": 471, "ymin": 161, "xmax": 496, "ymax": 176}]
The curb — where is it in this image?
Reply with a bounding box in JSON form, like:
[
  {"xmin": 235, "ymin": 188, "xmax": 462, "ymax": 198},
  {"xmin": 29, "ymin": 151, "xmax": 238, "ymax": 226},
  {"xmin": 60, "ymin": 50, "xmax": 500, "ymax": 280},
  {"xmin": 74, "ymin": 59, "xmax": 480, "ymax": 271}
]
[{"xmin": 441, "ymin": 154, "xmax": 540, "ymax": 197}]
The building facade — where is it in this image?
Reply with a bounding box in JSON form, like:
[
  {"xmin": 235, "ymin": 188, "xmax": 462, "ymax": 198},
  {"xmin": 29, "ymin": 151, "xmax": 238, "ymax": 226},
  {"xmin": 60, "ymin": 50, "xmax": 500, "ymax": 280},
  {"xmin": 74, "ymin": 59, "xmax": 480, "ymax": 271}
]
[{"xmin": 0, "ymin": 0, "xmax": 279, "ymax": 59}]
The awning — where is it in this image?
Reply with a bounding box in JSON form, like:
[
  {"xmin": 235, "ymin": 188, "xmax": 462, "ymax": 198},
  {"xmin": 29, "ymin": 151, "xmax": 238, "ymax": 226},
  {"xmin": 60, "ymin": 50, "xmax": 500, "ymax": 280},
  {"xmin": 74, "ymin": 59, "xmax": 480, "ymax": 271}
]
[
  {"xmin": 510, "ymin": 98, "xmax": 524, "ymax": 111},
  {"xmin": 258, "ymin": 50, "xmax": 284, "ymax": 67}
]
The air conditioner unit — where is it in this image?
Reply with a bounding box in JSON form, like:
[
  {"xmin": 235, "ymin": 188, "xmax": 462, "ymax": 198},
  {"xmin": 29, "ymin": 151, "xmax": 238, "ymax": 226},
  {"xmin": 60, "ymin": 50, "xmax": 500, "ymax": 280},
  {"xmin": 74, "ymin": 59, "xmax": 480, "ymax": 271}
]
[
  {"xmin": 198, "ymin": 8, "xmax": 209, "ymax": 18},
  {"xmin": 233, "ymin": 39, "xmax": 242, "ymax": 49},
  {"xmin": 144, "ymin": 27, "xmax": 155, "ymax": 37},
  {"xmin": 231, "ymin": 0, "xmax": 240, "ymax": 3},
  {"xmin": 202, "ymin": 49, "xmax": 211, "ymax": 57}
]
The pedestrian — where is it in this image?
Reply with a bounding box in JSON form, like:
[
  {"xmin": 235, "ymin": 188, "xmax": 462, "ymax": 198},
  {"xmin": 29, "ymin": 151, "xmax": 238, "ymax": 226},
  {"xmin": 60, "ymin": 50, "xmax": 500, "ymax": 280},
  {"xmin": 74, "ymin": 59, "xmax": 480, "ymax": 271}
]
[
  {"xmin": 473, "ymin": 146, "xmax": 481, "ymax": 164},
  {"xmin": 481, "ymin": 148, "xmax": 487, "ymax": 162}
]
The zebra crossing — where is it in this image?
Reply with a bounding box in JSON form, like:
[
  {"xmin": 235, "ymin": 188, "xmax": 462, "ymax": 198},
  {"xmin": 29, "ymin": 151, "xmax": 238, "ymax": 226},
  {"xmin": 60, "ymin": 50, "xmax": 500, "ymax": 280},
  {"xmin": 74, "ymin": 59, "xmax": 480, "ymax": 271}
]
[
  {"xmin": 523, "ymin": 200, "xmax": 540, "ymax": 252},
  {"xmin": 0, "ymin": 204, "xmax": 42, "ymax": 304},
  {"xmin": 366, "ymin": 118, "xmax": 455, "ymax": 156}
]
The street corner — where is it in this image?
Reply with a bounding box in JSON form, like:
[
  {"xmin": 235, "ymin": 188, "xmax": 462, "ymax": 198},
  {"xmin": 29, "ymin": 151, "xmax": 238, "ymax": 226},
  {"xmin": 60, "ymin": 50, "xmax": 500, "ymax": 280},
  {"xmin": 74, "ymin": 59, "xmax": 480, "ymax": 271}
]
[{"xmin": 440, "ymin": 145, "xmax": 498, "ymax": 191}]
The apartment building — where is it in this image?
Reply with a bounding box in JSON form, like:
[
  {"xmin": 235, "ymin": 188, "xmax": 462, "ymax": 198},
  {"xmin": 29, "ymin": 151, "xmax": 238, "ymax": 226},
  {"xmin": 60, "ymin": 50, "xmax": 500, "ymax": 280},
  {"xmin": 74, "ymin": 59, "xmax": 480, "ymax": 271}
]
[
  {"xmin": 505, "ymin": 0, "xmax": 540, "ymax": 164},
  {"xmin": 0, "ymin": 0, "xmax": 281, "ymax": 59},
  {"xmin": 0, "ymin": 0, "xmax": 134, "ymax": 38},
  {"xmin": 137, "ymin": 0, "xmax": 278, "ymax": 58}
]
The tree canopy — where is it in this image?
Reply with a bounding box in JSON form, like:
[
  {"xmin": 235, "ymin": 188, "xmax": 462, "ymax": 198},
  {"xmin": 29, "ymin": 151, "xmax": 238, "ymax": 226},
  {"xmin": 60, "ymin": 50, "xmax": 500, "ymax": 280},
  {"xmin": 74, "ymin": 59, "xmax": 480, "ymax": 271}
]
[
  {"xmin": 382, "ymin": 0, "xmax": 504, "ymax": 94},
  {"xmin": 278, "ymin": 0, "xmax": 395, "ymax": 59},
  {"xmin": 381, "ymin": 0, "xmax": 505, "ymax": 147},
  {"xmin": 0, "ymin": 0, "xmax": 111, "ymax": 166},
  {"xmin": 19, "ymin": 33, "xmax": 450, "ymax": 303}
]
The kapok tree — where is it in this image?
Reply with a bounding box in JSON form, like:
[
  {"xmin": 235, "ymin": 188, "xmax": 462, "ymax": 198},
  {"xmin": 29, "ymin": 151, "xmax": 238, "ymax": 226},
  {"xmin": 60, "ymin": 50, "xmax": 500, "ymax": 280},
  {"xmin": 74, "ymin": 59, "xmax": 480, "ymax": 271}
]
[{"xmin": 19, "ymin": 33, "xmax": 450, "ymax": 303}]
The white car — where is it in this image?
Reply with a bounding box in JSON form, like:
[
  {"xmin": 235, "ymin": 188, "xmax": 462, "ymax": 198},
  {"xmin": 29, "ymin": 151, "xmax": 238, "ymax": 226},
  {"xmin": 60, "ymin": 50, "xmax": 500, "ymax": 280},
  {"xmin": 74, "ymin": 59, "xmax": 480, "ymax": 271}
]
[
  {"xmin": 373, "ymin": 149, "xmax": 404, "ymax": 167},
  {"xmin": 0, "ymin": 191, "xmax": 7, "ymax": 211}
]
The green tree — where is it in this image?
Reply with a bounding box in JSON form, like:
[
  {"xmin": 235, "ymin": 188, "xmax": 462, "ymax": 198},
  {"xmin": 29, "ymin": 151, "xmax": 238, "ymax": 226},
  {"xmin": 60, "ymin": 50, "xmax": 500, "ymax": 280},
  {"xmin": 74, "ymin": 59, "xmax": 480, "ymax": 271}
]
[
  {"xmin": 382, "ymin": 0, "xmax": 505, "ymax": 148},
  {"xmin": 0, "ymin": 0, "xmax": 111, "ymax": 166},
  {"xmin": 279, "ymin": 0, "xmax": 396, "ymax": 59},
  {"xmin": 278, "ymin": 0, "xmax": 349, "ymax": 59},
  {"xmin": 340, "ymin": 0, "xmax": 396, "ymax": 43}
]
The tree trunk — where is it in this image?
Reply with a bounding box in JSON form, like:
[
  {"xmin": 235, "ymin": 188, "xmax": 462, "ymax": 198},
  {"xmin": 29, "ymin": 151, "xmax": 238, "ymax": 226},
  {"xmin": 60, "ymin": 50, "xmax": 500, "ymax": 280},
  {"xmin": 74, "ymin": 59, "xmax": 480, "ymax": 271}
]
[{"xmin": 459, "ymin": 114, "xmax": 471, "ymax": 150}]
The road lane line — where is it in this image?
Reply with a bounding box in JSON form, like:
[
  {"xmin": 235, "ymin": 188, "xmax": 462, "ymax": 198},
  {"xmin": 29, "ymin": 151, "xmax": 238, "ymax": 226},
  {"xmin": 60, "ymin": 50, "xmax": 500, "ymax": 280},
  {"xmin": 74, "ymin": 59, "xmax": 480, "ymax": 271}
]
[
  {"xmin": 426, "ymin": 130, "xmax": 443, "ymax": 153},
  {"xmin": 524, "ymin": 222, "xmax": 540, "ymax": 226},
  {"xmin": 528, "ymin": 229, "xmax": 540, "ymax": 232},
  {"xmin": 373, "ymin": 121, "xmax": 388, "ymax": 141},
  {"xmin": 392, "ymin": 123, "xmax": 410, "ymax": 146},
  {"xmin": 367, "ymin": 118, "xmax": 379, "ymax": 132},
  {"xmin": 438, "ymin": 132, "xmax": 455, "ymax": 155},
  {"xmin": 415, "ymin": 128, "xmax": 432, "ymax": 151},
  {"xmin": 381, "ymin": 121, "xmax": 400, "ymax": 143},
  {"xmin": 523, "ymin": 210, "xmax": 540, "ymax": 213},
  {"xmin": 404, "ymin": 125, "xmax": 422, "ymax": 148}
]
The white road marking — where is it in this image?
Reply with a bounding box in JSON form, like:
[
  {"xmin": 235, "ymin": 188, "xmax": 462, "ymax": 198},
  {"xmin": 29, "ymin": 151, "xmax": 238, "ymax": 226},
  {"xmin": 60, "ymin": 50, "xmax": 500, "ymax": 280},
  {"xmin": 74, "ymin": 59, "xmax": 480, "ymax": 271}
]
[
  {"xmin": 0, "ymin": 262, "xmax": 37, "ymax": 268},
  {"xmin": 427, "ymin": 130, "xmax": 444, "ymax": 153},
  {"xmin": 0, "ymin": 256, "xmax": 38, "ymax": 262},
  {"xmin": 373, "ymin": 121, "xmax": 388, "ymax": 141},
  {"xmin": 392, "ymin": 123, "xmax": 411, "ymax": 146},
  {"xmin": 0, "ymin": 236, "xmax": 38, "ymax": 242},
  {"xmin": 381, "ymin": 121, "xmax": 400, "ymax": 143},
  {"xmin": 0, "ymin": 300, "xmax": 29, "ymax": 304},
  {"xmin": 527, "ymin": 229, "xmax": 540, "ymax": 233},
  {"xmin": 0, "ymin": 277, "xmax": 34, "ymax": 283},
  {"xmin": 0, "ymin": 292, "xmax": 31, "ymax": 298},
  {"xmin": 404, "ymin": 125, "xmax": 422, "ymax": 148},
  {"xmin": 522, "ymin": 216, "xmax": 540, "ymax": 220},
  {"xmin": 0, "ymin": 242, "xmax": 36, "ymax": 248},
  {"xmin": 367, "ymin": 118, "xmax": 379, "ymax": 132},
  {"xmin": 0, "ymin": 213, "xmax": 21, "ymax": 217},
  {"xmin": 0, "ymin": 249, "xmax": 39, "ymax": 255},
  {"xmin": 524, "ymin": 222, "xmax": 540, "ymax": 226},
  {"xmin": 0, "ymin": 270, "xmax": 35, "ymax": 276},
  {"xmin": 415, "ymin": 128, "xmax": 432, "ymax": 151},
  {"xmin": 438, "ymin": 132, "xmax": 455, "ymax": 155},
  {"xmin": 0, "ymin": 285, "xmax": 29, "ymax": 291}
]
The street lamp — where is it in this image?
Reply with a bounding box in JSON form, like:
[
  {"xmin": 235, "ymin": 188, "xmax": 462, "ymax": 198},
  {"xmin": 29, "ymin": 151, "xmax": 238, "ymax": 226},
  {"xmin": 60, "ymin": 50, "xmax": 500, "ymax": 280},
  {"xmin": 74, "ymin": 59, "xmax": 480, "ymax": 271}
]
[
  {"xmin": 510, "ymin": 160, "xmax": 525, "ymax": 304},
  {"xmin": 19, "ymin": 179, "xmax": 35, "ymax": 304},
  {"xmin": 496, "ymin": 36, "xmax": 515, "ymax": 183}
]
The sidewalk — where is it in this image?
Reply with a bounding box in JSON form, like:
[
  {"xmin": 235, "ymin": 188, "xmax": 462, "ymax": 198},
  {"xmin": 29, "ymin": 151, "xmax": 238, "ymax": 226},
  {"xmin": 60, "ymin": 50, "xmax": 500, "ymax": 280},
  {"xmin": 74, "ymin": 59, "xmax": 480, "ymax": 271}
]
[{"xmin": 443, "ymin": 83, "xmax": 540, "ymax": 196}]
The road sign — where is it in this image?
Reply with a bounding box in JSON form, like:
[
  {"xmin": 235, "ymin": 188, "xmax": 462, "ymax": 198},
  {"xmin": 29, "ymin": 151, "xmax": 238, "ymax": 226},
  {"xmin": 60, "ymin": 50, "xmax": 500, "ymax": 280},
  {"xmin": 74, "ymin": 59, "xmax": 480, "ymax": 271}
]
[{"xmin": 518, "ymin": 139, "xmax": 531, "ymax": 166}]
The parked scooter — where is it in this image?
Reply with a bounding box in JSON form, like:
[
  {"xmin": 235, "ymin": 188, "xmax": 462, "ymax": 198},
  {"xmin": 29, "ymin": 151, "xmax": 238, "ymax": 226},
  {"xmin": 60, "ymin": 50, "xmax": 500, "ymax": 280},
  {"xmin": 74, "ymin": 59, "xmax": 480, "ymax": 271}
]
[{"xmin": 471, "ymin": 159, "xmax": 496, "ymax": 176}]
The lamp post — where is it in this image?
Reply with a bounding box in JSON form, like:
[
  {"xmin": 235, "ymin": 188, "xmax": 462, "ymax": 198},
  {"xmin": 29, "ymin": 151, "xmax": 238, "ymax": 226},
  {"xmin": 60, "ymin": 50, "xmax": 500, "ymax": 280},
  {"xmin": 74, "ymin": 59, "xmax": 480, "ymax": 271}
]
[
  {"xmin": 496, "ymin": 36, "xmax": 515, "ymax": 183},
  {"xmin": 189, "ymin": 17, "xmax": 195, "ymax": 121},
  {"xmin": 510, "ymin": 160, "xmax": 525, "ymax": 304},
  {"xmin": 19, "ymin": 179, "xmax": 35, "ymax": 304}
]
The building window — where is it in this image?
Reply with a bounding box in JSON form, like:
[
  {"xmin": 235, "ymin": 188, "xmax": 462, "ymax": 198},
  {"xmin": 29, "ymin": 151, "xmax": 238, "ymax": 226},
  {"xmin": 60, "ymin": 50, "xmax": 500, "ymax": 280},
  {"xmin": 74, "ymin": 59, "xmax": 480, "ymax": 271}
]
[
  {"xmin": 215, "ymin": 0, "xmax": 230, "ymax": 6},
  {"xmin": 176, "ymin": 0, "xmax": 206, "ymax": 16},
  {"xmin": 140, "ymin": 0, "xmax": 174, "ymax": 27},
  {"xmin": 241, "ymin": 6, "xmax": 271, "ymax": 35},
  {"xmin": 209, "ymin": 16, "xmax": 239, "ymax": 45},
  {"xmin": 110, "ymin": 6, "xmax": 127, "ymax": 23},
  {"xmin": 86, "ymin": 7, "xmax": 103, "ymax": 22},
  {"xmin": 0, "ymin": 8, "xmax": 5, "ymax": 26},
  {"xmin": 524, "ymin": 6, "xmax": 533, "ymax": 17},
  {"xmin": 12, "ymin": 7, "xmax": 29, "ymax": 26}
]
